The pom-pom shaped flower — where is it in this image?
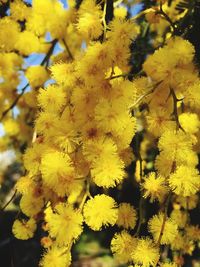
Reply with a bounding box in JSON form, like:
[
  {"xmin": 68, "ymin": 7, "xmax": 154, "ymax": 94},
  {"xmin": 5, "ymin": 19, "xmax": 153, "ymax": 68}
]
[
  {"xmin": 169, "ymin": 165, "xmax": 200, "ymax": 196},
  {"xmin": 45, "ymin": 203, "xmax": 83, "ymax": 246},
  {"xmin": 143, "ymin": 172, "xmax": 168, "ymax": 202},
  {"xmin": 12, "ymin": 218, "xmax": 37, "ymax": 240},
  {"xmin": 131, "ymin": 238, "xmax": 160, "ymax": 267},
  {"xmin": 83, "ymin": 194, "xmax": 118, "ymax": 230},
  {"xmin": 148, "ymin": 213, "xmax": 178, "ymax": 245},
  {"xmin": 37, "ymin": 85, "xmax": 66, "ymax": 113},
  {"xmin": 111, "ymin": 231, "xmax": 137, "ymax": 264},
  {"xmin": 26, "ymin": 65, "xmax": 48, "ymax": 88},
  {"xmin": 116, "ymin": 203, "xmax": 137, "ymax": 229},
  {"xmin": 41, "ymin": 150, "xmax": 75, "ymax": 196},
  {"xmin": 179, "ymin": 113, "xmax": 200, "ymax": 134},
  {"xmin": 39, "ymin": 246, "xmax": 71, "ymax": 267}
]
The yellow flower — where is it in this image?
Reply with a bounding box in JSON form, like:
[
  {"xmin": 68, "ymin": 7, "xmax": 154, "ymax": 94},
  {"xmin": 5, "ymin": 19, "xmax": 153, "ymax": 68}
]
[
  {"xmin": 169, "ymin": 165, "xmax": 200, "ymax": 197},
  {"xmin": 111, "ymin": 231, "xmax": 137, "ymax": 264},
  {"xmin": 12, "ymin": 218, "xmax": 37, "ymax": 240},
  {"xmin": 131, "ymin": 238, "xmax": 160, "ymax": 267},
  {"xmin": 15, "ymin": 30, "xmax": 41, "ymax": 55},
  {"xmin": 3, "ymin": 118, "xmax": 19, "ymax": 136},
  {"xmin": 179, "ymin": 113, "xmax": 200, "ymax": 134},
  {"xmin": 46, "ymin": 203, "xmax": 83, "ymax": 246},
  {"xmin": 23, "ymin": 143, "xmax": 47, "ymax": 176},
  {"xmin": 148, "ymin": 213, "xmax": 178, "ymax": 245},
  {"xmin": 77, "ymin": 0, "xmax": 103, "ymax": 40},
  {"xmin": 20, "ymin": 193, "xmax": 44, "ymax": 217},
  {"xmin": 91, "ymin": 154, "xmax": 125, "ymax": 188},
  {"xmin": 116, "ymin": 203, "xmax": 137, "ymax": 229},
  {"xmin": 41, "ymin": 150, "xmax": 75, "ymax": 197},
  {"xmin": 26, "ymin": 65, "xmax": 49, "ymax": 88},
  {"xmin": 143, "ymin": 172, "xmax": 168, "ymax": 202},
  {"xmin": 0, "ymin": 17, "xmax": 20, "ymax": 52},
  {"xmin": 10, "ymin": 0, "xmax": 30, "ymax": 21},
  {"xmin": 170, "ymin": 209, "xmax": 188, "ymax": 229},
  {"xmin": 40, "ymin": 246, "xmax": 71, "ymax": 267},
  {"xmin": 83, "ymin": 194, "xmax": 118, "ymax": 231},
  {"xmin": 37, "ymin": 85, "xmax": 66, "ymax": 113}
]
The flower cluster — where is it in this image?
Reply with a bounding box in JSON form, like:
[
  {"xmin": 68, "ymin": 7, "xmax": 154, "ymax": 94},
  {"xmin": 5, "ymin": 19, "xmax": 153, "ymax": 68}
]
[{"xmin": 0, "ymin": 0, "xmax": 199, "ymax": 266}]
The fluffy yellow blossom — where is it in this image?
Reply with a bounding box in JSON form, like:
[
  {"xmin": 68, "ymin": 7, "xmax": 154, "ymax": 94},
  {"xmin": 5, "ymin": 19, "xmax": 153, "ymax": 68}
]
[
  {"xmin": 169, "ymin": 165, "xmax": 200, "ymax": 196},
  {"xmin": 20, "ymin": 193, "xmax": 44, "ymax": 217},
  {"xmin": 37, "ymin": 85, "xmax": 66, "ymax": 113},
  {"xmin": 170, "ymin": 209, "xmax": 188, "ymax": 228},
  {"xmin": 179, "ymin": 113, "xmax": 200, "ymax": 134},
  {"xmin": 111, "ymin": 231, "xmax": 137, "ymax": 264},
  {"xmin": 41, "ymin": 150, "xmax": 75, "ymax": 196},
  {"xmin": 148, "ymin": 213, "xmax": 178, "ymax": 245},
  {"xmin": 15, "ymin": 31, "xmax": 41, "ymax": 55},
  {"xmin": 116, "ymin": 203, "xmax": 137, "ymax": 229},
  {"xmin": 131, "ymin": 238, "xmax": 160, "ymax": 267},
  {"xmin": 0, "ymin": 17, "xmax": 20, "ymax": 52},
  {"xmin": 83, "ymin": 194, "xmax": 118, "ymax": 231},
  {"xmin": 77, "ymin": 0, "xmax": 103, "ymax": 40},
  {"xmin": 3, "ymin": 118, "xmax": 19, "ymax": 136},
  {"xmin": 46, "ymin": 203, "xmax": 83, "ymax": 246},
  {"xmin": 12, "ymin": 218, "xmax": 37, "ymax": 240},
  {"xmin": 146, "ymin": 108, "xmax": 175, "ymax": 136},
  {"xmin": 50, "ymin": 62, "xmax": 75, "ymax": 86},
  {"xmin": 143, "ymin": 172, "xmax": 168, "ymax": 202},
  {"xmin": 10, "ymin": 0, "xmax": 30, "ymax": 21},
  {"xmin": 143, "ymin": 37, "xmax": 195, "ymax": 81},
  {"xmin": 26, "ymin": 66, "xmax": 49, "ymax": 88},
  {"xmin": 114, "ymin": 7, "xmax": 127, "ymax": 19},
  {"xmin": 175, "ymin": 195, "xmax": 199, "ymax": 210},
  {"xmin": 23, "ymin": 143, "xmax": 47, "ymax": 176},
  {"xmin": 91, "ymin": 154, "xmax": 125, "ymax": 188},
  {"xmin": 39, "ymin": 246, "xmax": 71, "ymax": 267}
]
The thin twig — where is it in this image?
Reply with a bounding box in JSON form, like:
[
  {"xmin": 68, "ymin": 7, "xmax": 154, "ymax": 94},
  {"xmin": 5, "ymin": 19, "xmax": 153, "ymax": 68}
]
[
  {"xmin": 157, "ymin": 2, "xmax": 177, "ymax": 34},
  {"xmin": 156, "ymin": 192, "xmax": 172, "ymax": 245},
  {"xmin": 62, "ymin": 39, "xmax": 74, "ymax": 60},
  {"xmin": 135, "ymin": 196, "xmax": 145, "ymax": 236},
  {"xmin": 41, "ymin": 39, "xmax": 57, "ymax": 66},
  {"xmin": 0, "ymin": 83, "xmax": 29, "ymax": 121},
  {"xmin": 130, "ymin": 80, "xmax": 163, "ymax": 110},
  {"xmin": 0, "ymin": 190, "xmax": 17, "ymax": 212},
  {"xmin": 169, "ymin": 87, "xmax": 185, "ymax": 132}
]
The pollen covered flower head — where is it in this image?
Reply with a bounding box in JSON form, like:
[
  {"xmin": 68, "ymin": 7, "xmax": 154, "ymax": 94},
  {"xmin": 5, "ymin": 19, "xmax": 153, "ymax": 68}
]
[
  {"xmin": 41, "ymin": 150, "xmax": 75, "ymax": 196},
  {"xmin": 83, "ymin": 194, "xmax": 118, "ymax": 231},
  {"xmin": 148, "ymin": 212, "xmax": 178, "ymax": 245},
  {"xmin": 143, "ymin": 172, "xmax": 168, "ymax": 202},
  {"xmin": 45, "ymin": 203, "xmax": 83, "ymax": 246},
  {"xmin": 26, "ymin": 65, "xmax": 49, "ymax": 88},
  {"xmin": 169, "ymin": 165, "xmax": 200, "ymax": 197},
  {"xmin": 39, "ymin": 246, "xmax": 71, "ymax": 267},
  {"xmin": 111, "ymin": 231, "xmax": 137, "ymax": 264},
  {"xmin": 116, "ymin": 203, "xmax": 137, "ymax": 229},
  {"xmin": 77, "ymin": 0, "xmax": 103, "ymax": 40},
  {"xmin": 37, "ymin": 85, "xmax": 66, "ymax": 113},
  {"xmin": 131, "ymin": 237, "xmax": 160, "ymax": 267},
  {"xmin": 12, "ymin": 218, "xmax": 37, "ymax": 240}
]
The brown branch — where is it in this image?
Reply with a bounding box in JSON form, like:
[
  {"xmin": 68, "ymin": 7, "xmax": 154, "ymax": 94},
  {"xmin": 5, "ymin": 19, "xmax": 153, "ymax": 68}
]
[
  {"xmin": 0, "ymin": 190, "xmax": 17, "ymax": 212},
  {"xmin": 169, "ymin": 87, "xmax": 185, "ymax": 132},
  {"xmin": 157, "ymin": 1, "xmax": 177, "ymax": 34},
  {"xmin": 0, "ymin": 83, "xmax": 29, "ymax": 122},
  {"xmin": 62, "ymin": 39, "xmax": 74, "ymax": 61},
  {"xmin": 41, "ymin": 39, "xmax": 57, "ymax": 67},
  {"xmin": 156, "ymin": 192, "xmax": 172, "ymax": 246}
]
